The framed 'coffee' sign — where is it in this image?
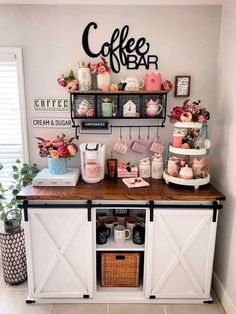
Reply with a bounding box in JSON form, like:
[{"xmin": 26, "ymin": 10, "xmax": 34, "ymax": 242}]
[{"xmin": 82, "ymin": 22, "xmax": 158, "ymax": 73}]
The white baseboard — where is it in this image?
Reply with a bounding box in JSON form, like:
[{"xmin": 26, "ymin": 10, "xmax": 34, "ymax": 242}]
[{"xmin": 213, "ymin": 272, "xmax": 236, "ymax": 314}]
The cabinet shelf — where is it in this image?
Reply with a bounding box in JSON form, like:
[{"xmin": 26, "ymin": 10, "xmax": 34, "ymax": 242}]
[
  {"xmin": 174, "ymin": 121, "xmax": 203, "ymax": 129},
  {"xmin": 96, "ymin": 238, "xmax": 145, "ymax": 251},
  {"xmin": 163, "ymin": 171, "xmax": 210, "ymax": 190},
  {"xmin": 169, "ymin": 145, "xmax": 207, "ymax": 155},
  {"xmin": 69, "ymin": 90, "xmax": 168, "ymax": 136}
]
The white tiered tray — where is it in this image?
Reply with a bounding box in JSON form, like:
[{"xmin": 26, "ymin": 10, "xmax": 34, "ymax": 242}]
[
  {"xmin": 174, "ymin": 121, "xmax": 203, "ymax": 129},
  {"xmin": 163, "ymin": 171, "xmax": 210, "ymax": 190},
  {"xmin": 169, "ymin": 145, "xmax": 207, "ymax": 156}
]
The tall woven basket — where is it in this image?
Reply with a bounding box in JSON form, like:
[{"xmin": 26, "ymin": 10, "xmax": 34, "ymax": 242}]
[
  {"xmin": 0, "ymin": 227, "xmax": 27, "ymax": 285},
  {"xmin": 101, "ymin": 252, "xmax": 140, "ymax": 287}
]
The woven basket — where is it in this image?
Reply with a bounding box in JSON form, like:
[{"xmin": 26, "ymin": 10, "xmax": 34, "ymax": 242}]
[{"xmin": 101, "ymin": 252, "xmax": 140, "ymax": 287}]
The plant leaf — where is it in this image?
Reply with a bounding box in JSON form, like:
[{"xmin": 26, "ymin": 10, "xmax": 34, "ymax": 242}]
[{"xmin": 13, "ymin": 174, "xmax": 19, "ymax": 180}]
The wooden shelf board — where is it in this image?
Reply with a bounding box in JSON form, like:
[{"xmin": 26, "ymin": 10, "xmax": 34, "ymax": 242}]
[
  {"xmin": 17, "ymin": 177, "xmax": 225, "ymax": 201},
  {"xmin": 69, "ymin": 90, "xmax": 167, "ymax": 95}
]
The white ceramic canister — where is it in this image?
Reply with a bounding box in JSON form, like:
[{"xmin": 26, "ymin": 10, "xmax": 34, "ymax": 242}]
[
  {"xmin": 78, "ymin": 66, "xmax": 92, "ymax": 91},
  {"xmin": 139, "ymin": 158, "xmax": 151, "ymax": 178},
  {"xmin": 151, "ymin": 154, "xmax": 164, "ymax": 179}
]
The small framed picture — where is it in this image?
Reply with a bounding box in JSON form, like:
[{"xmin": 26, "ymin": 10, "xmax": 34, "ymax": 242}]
[{"xmin": 174, "ymin": 76, "xmax": 191, "ymax": 97}]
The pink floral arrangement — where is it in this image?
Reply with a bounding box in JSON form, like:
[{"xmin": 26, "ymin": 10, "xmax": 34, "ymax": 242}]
[
  {"xmin": 36, "ymin": 134, "xmax": 78, "ymax": 159},
  {"xmin": 91, "ymin": 57, "xmax": 111, "ymax": 75},
  {"xmin": 169, "ymin": 99, "xmax": 210, "ymax": 123}
]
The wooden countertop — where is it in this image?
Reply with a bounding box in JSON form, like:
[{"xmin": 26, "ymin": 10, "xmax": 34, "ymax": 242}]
[{"xmin": 17, "ymin": 177, "xmax": 225, "ymax": 202}]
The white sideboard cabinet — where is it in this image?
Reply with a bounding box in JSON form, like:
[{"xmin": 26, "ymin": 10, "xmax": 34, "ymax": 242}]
[{"xmin": 22, "ymin": 200, "xmax": 221, "ymax": 305}]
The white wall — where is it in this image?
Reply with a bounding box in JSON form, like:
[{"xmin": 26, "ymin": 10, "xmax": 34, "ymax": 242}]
[
  {"xmin": 0, "ymin": 4, "xmax": 221, "ymax": 169},
  {"xmin": 211, "ymin": 1, "xmax": 236, "ymax": 313}
]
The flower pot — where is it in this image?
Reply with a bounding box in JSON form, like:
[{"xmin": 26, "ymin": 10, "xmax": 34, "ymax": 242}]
[
  {"xmin": 4, "ymin": 219, "xmax": 21, "ymax": 233},
  {"xmin": 48, "ymin": 158, "xmax": 67, "ymax": 175},
  {"xmin": 97, "ymin": 73, "xmax": 111, "ymax": 91}
]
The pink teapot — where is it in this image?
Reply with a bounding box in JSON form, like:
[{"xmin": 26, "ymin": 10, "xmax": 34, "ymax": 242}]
[{"xmin": 144, "ymin": 72, "xmax": 162, "ymax": 91}]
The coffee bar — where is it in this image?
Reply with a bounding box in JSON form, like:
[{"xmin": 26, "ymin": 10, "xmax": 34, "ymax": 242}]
[
  {"xmin": 0, "ymin": 5, "xmax": 232, "ymax": 313},
  {"xmin": 15, "ymin": 31, "xmax": 226, "ymax": 305}
]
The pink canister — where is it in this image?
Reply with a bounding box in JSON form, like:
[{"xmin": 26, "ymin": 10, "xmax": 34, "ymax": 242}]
[
  {"xmin": 192, "ymin": 157, "xmax": 209, "ymax": 177},
  {"xmin": 167, "ymin": 157, "xmax": 180, "ymax": 176},
  {"xmin": 144, "ymin": 72, "xmax": 162, "ymax": 91},
  {"xmin": 172, "ymin": 129, "xmax": 185, "ymax": 148}
]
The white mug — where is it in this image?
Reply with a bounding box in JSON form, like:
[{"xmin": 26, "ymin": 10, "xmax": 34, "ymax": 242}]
[{"xmin": 114, "ymin": 225, "xmax": 131, "ymax": 243}]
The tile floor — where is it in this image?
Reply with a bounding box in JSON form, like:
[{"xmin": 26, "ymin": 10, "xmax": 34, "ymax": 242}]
[{"xmin": 0, "ymin": 249, "xmax": 226, "ymax": 314}]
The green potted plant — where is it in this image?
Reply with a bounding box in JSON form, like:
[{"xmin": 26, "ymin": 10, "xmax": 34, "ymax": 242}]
[{"xmin": 0, "ymin": 160, "xmax": 39, "ymax": 233}]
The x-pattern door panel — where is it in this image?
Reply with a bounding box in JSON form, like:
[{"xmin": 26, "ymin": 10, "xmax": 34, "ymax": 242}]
[
  {"xmin": 25, "ymin": 208, "xmax": 93, "ymax": 299},
  {"xmin": 146, "ymin": 209, "xmax": 216, "ymax": 299}
]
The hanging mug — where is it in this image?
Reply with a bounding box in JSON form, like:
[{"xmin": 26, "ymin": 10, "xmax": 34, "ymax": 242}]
[
  {"xmin": 150, "ymin": 138, "xmax": 165, "ymax": 154},
  {"xmin": 113, "ymin": 138, "xmax": 128, "ymax": 154},
  {"xmin": 130, "ymin": 138, "xmax": 146, "ymax": 154}
]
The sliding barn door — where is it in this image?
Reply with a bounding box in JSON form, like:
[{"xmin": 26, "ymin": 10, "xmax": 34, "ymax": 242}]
[
  {"xmin": 25, "ymin": 207, "xmax": 93, "ymax": 300},
  {"xmin": 145, "ymin": 209, "xmax": 217, "ymax": 300}
]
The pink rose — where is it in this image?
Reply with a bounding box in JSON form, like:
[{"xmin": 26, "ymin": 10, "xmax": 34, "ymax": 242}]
[
  {"xmin": 118, "ymin": 161, "xmax": 127, "ymax": 169},
  {"xmin": 91, "ymin": 64, "xmax": 98, "ymax": 75},
  {"xmin": 188, "ymin": 104, "xmax": 199, "ymax": 114},
  {"xmin": 68, "ymin": 144, "xmax": 78, "ymax": 157},
  {"xmin": 43, "ymin": 140, "xmax": 52, "ymax": 148},
  {"xmin": 98, "ymin": 66, "xmax": 106, "ymax": 74},
  {"xmin": 170, "ymin": 106, "xmax": 184, "ymax": 120},
  {"xmin": 198, "ymin": 115, "xmax": 205, "ymax": 123},
  {"xmin": 58, "ymin": 145, "xmax": 69, "ymax": 158},
  {"xmin": 191, "ymin": 130, "xmax": 199, "ymax": 138},
  {"xmin": 180, "ymin": 112, "xmax": 193, "ymax": 122},
  {"xmin": 53, "ymin": 141, "xmax": 64, "ymax": 148},
  {"xmin": 162, "ymin": 80, "xmax": 173, "ymax": 92}
]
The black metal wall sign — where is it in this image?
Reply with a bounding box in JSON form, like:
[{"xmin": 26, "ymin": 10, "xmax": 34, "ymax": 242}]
[
  {"xmin": 34, "ymin": 98, "xmax": 69, "ymax": 111},
  {"xmin": 81, "ymin": 120, "xmax": 109, "ymax": 130},
  {"xmin": 82, "ymin": 22, "xmax": 158, "ymax": 73}
]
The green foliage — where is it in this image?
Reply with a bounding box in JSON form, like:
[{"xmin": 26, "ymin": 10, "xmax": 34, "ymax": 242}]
[{"xmin": 0, "ymin": 161, "xmax": 39, "ymax": 226}]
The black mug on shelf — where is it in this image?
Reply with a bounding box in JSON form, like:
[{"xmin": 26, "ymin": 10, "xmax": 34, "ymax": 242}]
[
  {"xmin": 96, "ymin": 226, "xmax": 110, "ymax": 245},
  {"xmin": 133, "ymin": 224, "xmax": 145, "ymax": 245}
]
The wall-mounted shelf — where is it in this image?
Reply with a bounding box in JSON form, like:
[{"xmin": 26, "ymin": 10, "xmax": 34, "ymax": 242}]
[{"xmin": 69, "ymin": 90, "xmax": 167, "ymax": 136}]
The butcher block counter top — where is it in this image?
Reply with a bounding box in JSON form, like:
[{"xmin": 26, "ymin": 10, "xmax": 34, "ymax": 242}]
[{"xmin": 17, "ymin": 177, "xmax": 225, "ymax": 202}]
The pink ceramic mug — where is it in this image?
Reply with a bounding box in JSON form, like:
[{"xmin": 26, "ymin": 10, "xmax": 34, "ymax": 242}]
[
  {"xmin": 130, "ymin": 139, "xmax": 146, "ymax": 154},
  {"xmin": 113, "ymin": 138, "xmax": 128, "ymax": 154},
  {"xmin": 85, "ymin": 162, "xmax": 99, "ymax": 179},
  {"xmin": 150, "ymin": 138, "xmax": 165, "ymax": 154}
]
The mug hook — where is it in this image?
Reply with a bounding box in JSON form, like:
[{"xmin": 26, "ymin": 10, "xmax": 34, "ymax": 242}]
[
  {"xmin": 147, "ymin": 126, "xmax": 150, "ymax": 140},
  {"xmin": 120, "ymin": 127, "xmax": 122, "ymax": 139},
  {"xmin": 156, "ymin": 126, "xmax": 159, "ymax": 139},
  {"xmin": 129, "ymin": 126, "xmax": 132, "ymax": 140}
]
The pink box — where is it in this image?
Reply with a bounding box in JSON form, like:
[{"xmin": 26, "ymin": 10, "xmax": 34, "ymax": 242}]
[{"xmin": 118, "ymin": 166, "xmax": 138, "ymax": 178}]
